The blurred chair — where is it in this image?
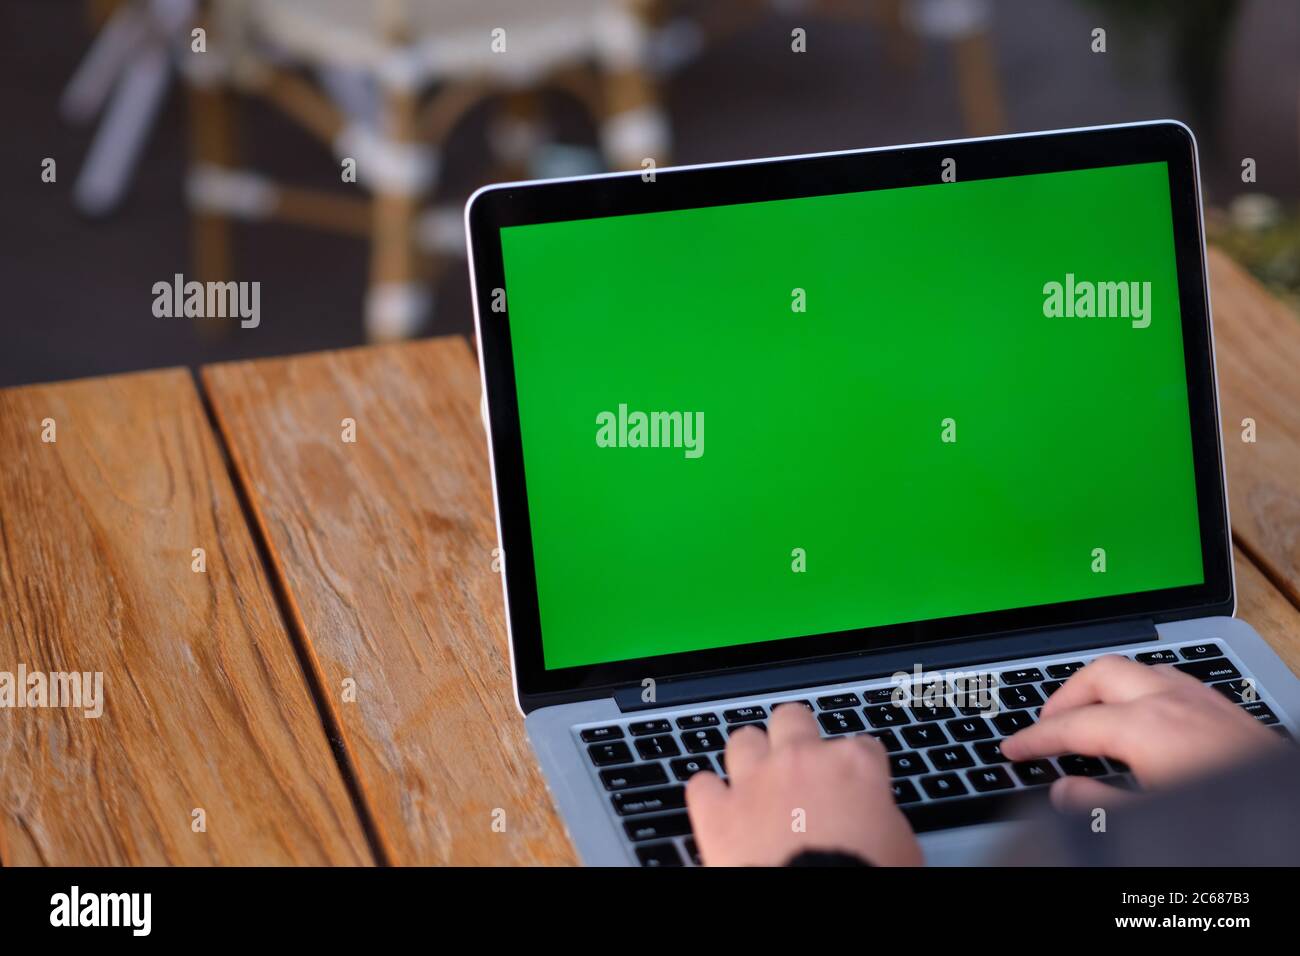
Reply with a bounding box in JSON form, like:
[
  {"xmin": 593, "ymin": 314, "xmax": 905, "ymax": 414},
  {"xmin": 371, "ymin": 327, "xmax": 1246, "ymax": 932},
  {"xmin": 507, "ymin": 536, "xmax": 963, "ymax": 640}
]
[
  {"xmin": 897, "ymin": 0, "xmax": 1005, "ymax": 136},
  {"xmin": 678, "ymin": 0, "xmax": 1006, "ymax": 137},
  {"xmin": 62, "ymin": 0, "xmax": 198, "ymax": 216},
  {"xmin": 188, "ymin": 0, "xmax": 671, "ymax": 340}
]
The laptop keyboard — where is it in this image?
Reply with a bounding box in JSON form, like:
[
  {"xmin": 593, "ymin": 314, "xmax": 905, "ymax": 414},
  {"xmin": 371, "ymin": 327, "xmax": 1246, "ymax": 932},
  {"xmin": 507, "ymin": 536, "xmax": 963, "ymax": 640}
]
[{"xmin": 572, "ymin": 642, "xmax": 1292, "ymax": 866}]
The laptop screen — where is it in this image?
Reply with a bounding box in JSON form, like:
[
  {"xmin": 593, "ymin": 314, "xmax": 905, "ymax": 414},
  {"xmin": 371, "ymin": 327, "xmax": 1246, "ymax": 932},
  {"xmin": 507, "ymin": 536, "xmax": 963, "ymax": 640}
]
[{"xmin": 498, "ymin": 160, "xmax": 1203, "ymax": 671}]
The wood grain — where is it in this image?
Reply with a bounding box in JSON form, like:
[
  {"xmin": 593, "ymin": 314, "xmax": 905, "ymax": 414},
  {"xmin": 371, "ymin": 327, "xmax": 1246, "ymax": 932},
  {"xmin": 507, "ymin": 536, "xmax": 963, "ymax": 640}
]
[
  {"xmin": 202, "ymin": 341, "xmax": 578, "ymax": 866},
  {"xmin": 1210, "ymin": 248, "xmax": 1300, "ymax": 607},
  {"xmin": 0, "ymin": 369, "xmax": 371, "ymax": 865},
  {"xmin": 1235, "ymin": 547, "xmax": 1300, "ymax": 678}
]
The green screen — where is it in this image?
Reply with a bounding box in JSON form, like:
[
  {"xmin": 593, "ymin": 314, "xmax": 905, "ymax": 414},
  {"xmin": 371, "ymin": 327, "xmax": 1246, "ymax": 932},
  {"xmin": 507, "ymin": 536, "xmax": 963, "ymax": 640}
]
[{"xmin": 500, "ymin": 161, "xmax": 1203, "ymax": 671}]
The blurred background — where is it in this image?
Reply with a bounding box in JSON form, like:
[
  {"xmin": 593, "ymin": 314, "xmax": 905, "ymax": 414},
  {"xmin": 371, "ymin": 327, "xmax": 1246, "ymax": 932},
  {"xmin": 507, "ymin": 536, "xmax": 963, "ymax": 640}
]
[{"xmin": 3, "ymin": 0, "xmax": 1298, "ymax": 388}]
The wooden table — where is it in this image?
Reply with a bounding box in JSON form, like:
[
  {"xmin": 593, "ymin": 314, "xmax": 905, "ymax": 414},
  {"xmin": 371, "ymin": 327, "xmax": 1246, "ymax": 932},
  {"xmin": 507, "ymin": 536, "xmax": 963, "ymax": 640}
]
[{"xmin": 2, "ymin": 248, "xmax": 1298, "ymax": 866}]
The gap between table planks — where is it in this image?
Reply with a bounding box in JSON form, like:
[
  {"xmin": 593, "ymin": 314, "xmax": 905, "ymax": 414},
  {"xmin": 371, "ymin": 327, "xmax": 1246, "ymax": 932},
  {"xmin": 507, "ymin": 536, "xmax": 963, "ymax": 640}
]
[
  {"xmin": 0, "ymin": 369, "xmax": 372, "ymax": 865},
  {"xmin": 202, "ymin": 340, "xmax": 579, "ymax": 866}
]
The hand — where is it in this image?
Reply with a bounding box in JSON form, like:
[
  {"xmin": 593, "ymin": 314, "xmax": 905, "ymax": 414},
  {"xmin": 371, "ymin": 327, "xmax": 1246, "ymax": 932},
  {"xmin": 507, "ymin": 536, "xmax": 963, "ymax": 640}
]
[
  {"xmin": 685, "ymin": 704, "xmax": 922, "ymax": 866},
  {"xmin": 1001, "ymin": 654, "xmax": 1281, "ymax": 811}
]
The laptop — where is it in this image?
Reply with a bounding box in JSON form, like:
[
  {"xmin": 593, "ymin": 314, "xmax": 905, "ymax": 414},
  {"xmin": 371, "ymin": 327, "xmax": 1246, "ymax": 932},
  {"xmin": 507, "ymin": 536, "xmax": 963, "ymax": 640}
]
[{"xmin": 465, "ymin": 120, "xmax": 1300, "ymax": 866}]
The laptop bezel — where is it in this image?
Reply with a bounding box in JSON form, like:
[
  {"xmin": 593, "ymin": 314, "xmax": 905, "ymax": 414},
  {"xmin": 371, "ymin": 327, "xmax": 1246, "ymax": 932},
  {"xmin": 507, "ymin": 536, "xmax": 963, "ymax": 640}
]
[{"xmin": 466, "ymin": 120, "xmax": 1233, "ymax": 713}]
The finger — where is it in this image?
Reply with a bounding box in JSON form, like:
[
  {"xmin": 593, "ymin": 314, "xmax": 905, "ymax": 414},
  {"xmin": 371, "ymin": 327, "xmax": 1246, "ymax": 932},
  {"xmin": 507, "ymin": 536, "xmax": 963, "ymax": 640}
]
[
  {"xmin": 848, "ymin": 731, "xmax": 889, "ymax": 770},
  {"xmin": 723, "ymin": 723, "xmax": 770, "ymax": 780},
  {"xmin": 1049, "ymin": 775, "xmax": 1138, "ymax": 814},
  {"xmin": 1001, "ymin": 702, "xmax": 1140, "ymax": 762},
  {"xmin": 1041, "ymin": 655, "xmax": 1174, "ymax": 718},
  {"xmin": 685, "ymin": 769, "xmax": 727, "ymax": 814},
  {"xmin": 684, "ymin": 771, "xmax": 729, "ymax": 863},
  {"xmin": 767, "ymin": 702, "xmax": 821, "ymax": 749}
]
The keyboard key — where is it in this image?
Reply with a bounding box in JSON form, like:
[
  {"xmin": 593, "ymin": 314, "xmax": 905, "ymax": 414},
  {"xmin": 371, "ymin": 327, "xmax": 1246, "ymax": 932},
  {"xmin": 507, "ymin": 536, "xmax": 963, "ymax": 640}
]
[
  {"xmin": 926, "ymin": 745, "xmax": 975, "ymax": 771},
  {"xmin": 580, "ymin": 725, "xmax": 623, "ymax": 742},
  {"xmin": 992, "ymin": 711, "xmax": 1034, "ymax": 736},
  {"xmin": 870, "ymin": 729, "xmax": 902, "ymax": 753},
  {"xmin": 727, "ymin": 721, "xmax": 767, "ymax": 735},
  {"xmin": 863, "ymin": 687, "xmax": 903, "ymax": 705},
  {"xmin": 1136, "ymin": 649, "xmax": 1179, "ymax": 664},
  {"xmin": 682, "ymin": 728, "xmax": 726, "ymax": 753},
  {"xmin": 611, "ymin": 786, "xmax": 686, "ymax": 816},
  {"xmin": 1045, "ymin": 661, "xmax": 1085, "ymax": 679},
  {"xmin": 890, "ymin": 752, "xmax": 927, "ymax": 777},
  {"xmin": 864, "ymin": 704, "xmax": 911, "ymax": 728},
  {"xmin": 1242, "ymin": 702, "xmax": 1279, "ymax": 724},
  {"xmin": 817, "ymin": 693, "xmax": 860, "ymax": 710},
  {"xmin": 588, "ymin": 741, "xmax": 634, "ymax": 766},
  {"xmin": 599, "ymin": 764, "xmax": 669, "ymax": 790},
  {"xmin": 902, "ymin": 788, "xmax": 1052, "ymax": 832},
  {"xmin": 974, "ymin": 740, "xmax": 1007, "ymax": 764},
  {"xmin": 905, "ymin": 677, "xmax": 953, "ymax": 703},
  {"xmin": 1058, "ymin": 754, "xmax": 1108, "ymax": 777},
  {"xmin": 891, "ymin": 779, "xmax": 921, "ymax": 804},
  {"xmin": 670, "ymin": 756, "xmax": 715, "ymax": 781},
  {"xmin": 946, "ymin": 717, "xmax": 994, "ymax": 742},
  {"xmin": 636, "ymin": 842, "xmax": 683, "ymax": 866},
  {"xmin": 908, "ymin": 704, "xmax": 956, "ymax": 723},
  {"xmin": 951, "ymin": 674, "xmax": 998, "ymax": 700},
  {"xmin": 635, "ymin": 735, "xmax": 681, "ymax": 760},
  {"xmin": 773, "ymin": 699, "xmax": 814, "ymax": 712},
  {"xmin": 684, "ymin": 837, "xmax": 702, "ymax": 865},
  {"xmin": 1212, "ymin": 679, "xmax": 1259, "ymax": 704},
  {"xmin": 998, "ymin": 684, "xmax": 1044, "ymax": 710},
  {"xmin": 921, "ymin": 773, "xmax": 968, "ymax": 799},
  {"xmin": 1040, "ymin": 680, "xmax": 1063, "ymax": 697},
  {"xmin": 957, "ymin": 697, "xmax": 997, "ymax": 717},
  {"xmin": 1106, "ymin": 757, "xmax": 1130, "ymax": 774},
  {"xmin": 628, "ymin": 719, "xmax": 671, "ymax": 736},
  {"xmin": 723, "ymin": 706, "xmax": 767, "ymax": 724},
  {"xmin": 1175, "ymin": 658, "xmax": 1240, "ymax": 682},
  {"xmin": 902, "ymin": 723, "xmax": 948, "ymax": 749},
  {"xmin": 676, "ymin": 712, "xmax": 719, "ymax": 730},
  {"xmin": 716, "ymin": 752, "xmax": 727, "ymax": 774},
  {"xmin": 1000, "ymin": 668, "xmax": 1043, "ymax": 685},
  {"xmin": 967, "ymin": 766, "xmax": 1015, "ymax": 792},
  {"xmin": 1179, "ymin": 643, "xmax": 1222, "ymax": 661},
  {"xmin": 1012, "ymin": 760, "xmax": 1059, "ymax": 786},
  {"xmin": 819, "ymin": 710, "xmax": 866, "ymax": 735},
  {"xmin": 624, "ymin": 813, "xmax": 692, "ymax": 842}
]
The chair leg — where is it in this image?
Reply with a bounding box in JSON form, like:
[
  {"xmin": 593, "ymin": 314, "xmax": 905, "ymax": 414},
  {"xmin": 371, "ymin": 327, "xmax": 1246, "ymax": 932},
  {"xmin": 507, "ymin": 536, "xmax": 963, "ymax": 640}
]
[
  {"xmin": 187, "ymin": 78, "xmax": 237, "ymax": 286},
  {"xmin": 952, "ymin": 29, "xmax": 1007, "ymax": 137},
  {"xmin": 366, "ymin": 86, "xmax": 430, "ymax": 342},
  {"xmin": 596, "ymin": 6, "xmax": 671, "ymax": 170}
]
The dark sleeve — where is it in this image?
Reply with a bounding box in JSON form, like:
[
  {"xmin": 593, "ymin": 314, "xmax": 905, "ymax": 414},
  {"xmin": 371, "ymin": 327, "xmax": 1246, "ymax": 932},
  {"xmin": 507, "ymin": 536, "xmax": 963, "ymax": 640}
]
[
  {"xmin": 994, "ymin": 745, "xmax": 1300, "ymax": 866},
  {"xmin": 785, "ymin": 849, "xmax": 871, "ymax": 866}
]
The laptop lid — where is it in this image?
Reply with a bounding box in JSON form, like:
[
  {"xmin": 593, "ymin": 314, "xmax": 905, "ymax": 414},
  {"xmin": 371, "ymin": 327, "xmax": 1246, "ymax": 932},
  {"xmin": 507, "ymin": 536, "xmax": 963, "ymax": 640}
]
[{"xmin": 467, "ymin": 121, "xmax": 1232, "ymax": 714}]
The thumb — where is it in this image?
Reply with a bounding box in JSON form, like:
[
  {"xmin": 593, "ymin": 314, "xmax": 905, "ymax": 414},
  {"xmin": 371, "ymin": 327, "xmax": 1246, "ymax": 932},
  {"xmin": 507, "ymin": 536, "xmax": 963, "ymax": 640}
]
[{"xmin": 1049, "ymin": 775, "xmax": 1137, "ymax": 814}]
